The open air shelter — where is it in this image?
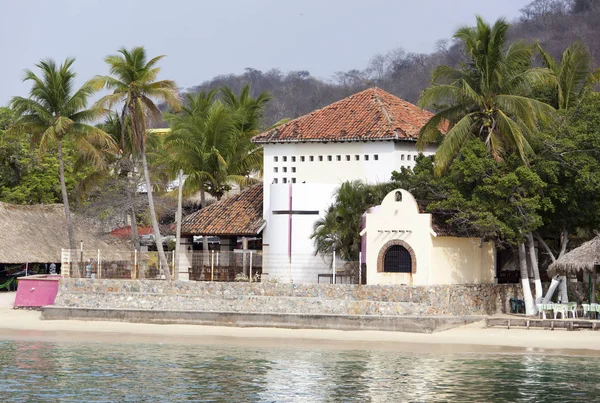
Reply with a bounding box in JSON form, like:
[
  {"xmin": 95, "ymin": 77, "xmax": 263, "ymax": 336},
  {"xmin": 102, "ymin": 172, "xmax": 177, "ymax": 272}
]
[{"xmin": 548, "ymin": 235, "xmax": 600, "ymax": 303}]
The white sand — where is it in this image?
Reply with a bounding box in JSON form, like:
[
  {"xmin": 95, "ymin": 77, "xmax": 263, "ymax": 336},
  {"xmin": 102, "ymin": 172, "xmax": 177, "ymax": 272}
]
[{"xmin": 1, "ymin": 292, "xmax": 598, "ymax": 355}]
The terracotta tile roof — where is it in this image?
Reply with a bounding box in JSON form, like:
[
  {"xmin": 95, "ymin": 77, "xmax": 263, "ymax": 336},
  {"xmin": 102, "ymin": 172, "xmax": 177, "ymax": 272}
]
[
  {"xmin": 252, "ymin": 87, "xmax": 445, "ymax": 144},
  {"xmin": 181, "ymin": 184, "xmax": 264, "ymax": 236}
]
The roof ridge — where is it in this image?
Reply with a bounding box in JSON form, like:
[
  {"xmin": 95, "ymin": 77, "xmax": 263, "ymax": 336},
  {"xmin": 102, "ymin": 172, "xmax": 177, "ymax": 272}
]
[{"xmin": 372, "ymin": 89, "xmax": 396, "ymax": 138}]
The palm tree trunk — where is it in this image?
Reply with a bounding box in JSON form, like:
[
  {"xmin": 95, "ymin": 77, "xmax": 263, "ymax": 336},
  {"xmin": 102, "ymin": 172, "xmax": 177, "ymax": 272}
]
[
  {"xmin": 525, "ymin": 232, "xmax": 542, "ymax": 302},
  {"xmin": 518, "ymin": 242, "xmax": 536, "ymax": 315},
  {"xmin": 140, "ymin": 149, "xmax": 171, "ymax": 282},
  {"xmin": 57, "ymin": 139, "xmax": 80, "ymax": 278},
  {"xmin": 128, "ymin": 170, "xmax": 140, "ymax": 251}
]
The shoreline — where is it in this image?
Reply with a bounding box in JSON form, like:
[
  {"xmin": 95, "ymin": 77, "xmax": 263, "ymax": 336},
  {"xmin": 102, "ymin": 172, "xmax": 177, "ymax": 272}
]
[{"xmin": 2, "ymin": 293, "xmax": 599, "ymax": 356}]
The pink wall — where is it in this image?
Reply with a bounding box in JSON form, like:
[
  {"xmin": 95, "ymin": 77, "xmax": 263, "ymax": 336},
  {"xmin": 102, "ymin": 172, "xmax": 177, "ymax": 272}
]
[{"xmin": 13, "ymin": 275, "xmax": 61, "ymax": 308}]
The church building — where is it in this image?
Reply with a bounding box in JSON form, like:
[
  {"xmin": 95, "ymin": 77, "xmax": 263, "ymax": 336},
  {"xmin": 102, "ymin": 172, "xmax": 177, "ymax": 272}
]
[{"xmin": 250, "ymin": 87, "xmax": 440, "ymax": 283}]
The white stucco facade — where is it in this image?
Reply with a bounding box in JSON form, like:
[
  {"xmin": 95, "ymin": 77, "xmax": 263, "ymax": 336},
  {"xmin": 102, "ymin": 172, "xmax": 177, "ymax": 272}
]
[
  {"xmin": 261, "ymin": 140, "xmax": 436, "ymax": 283},
  {"xmin": 362, "ymin": 189, "xmax": 496, "ymax": 285}
]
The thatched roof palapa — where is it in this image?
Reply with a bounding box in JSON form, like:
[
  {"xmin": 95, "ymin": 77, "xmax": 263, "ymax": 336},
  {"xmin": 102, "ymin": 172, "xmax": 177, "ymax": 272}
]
[
  {"xmin": 0, "ymin": 202, "xmax": 129, "ymax": 264},
  {"xmin": 547, "ymin": 235, "xmax": 600, "ymax": 276}
]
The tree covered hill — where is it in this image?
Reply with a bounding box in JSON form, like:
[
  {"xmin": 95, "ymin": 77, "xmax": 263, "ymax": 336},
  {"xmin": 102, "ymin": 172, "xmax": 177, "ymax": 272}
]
[{"xmin": 185, "ymin": 0, "xmax": 600, "ymax": 128}]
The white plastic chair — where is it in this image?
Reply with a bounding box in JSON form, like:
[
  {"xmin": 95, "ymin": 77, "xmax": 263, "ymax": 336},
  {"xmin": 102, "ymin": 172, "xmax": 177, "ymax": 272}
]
[
  {"xmin": 566, "ymin": 302, "xmax": 577, "ymax": 318},
  {"xmin": 537, "ymin": 303, "xmax": 552, "ymax": 319},
  {"xmin": 582, "ymin": 304, "xmax": 591, "ymax": 318},
  {"xmin": 553, "ymin": 304, "xmax": 568, "ymax": 319}
]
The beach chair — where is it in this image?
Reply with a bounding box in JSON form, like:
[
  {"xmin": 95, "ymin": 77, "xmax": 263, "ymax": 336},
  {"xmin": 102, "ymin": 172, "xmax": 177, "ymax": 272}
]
[
  {"xmin": 553, "ymin": 304, "xmax": 568, "ymax": 319},
  {"xmin": 510, "ymin": 298, "xmax": 525, "ymax": 314},
  {"xmin": 583, "ymin": 304, "xmax": 591, "ymax": 318},
  {"xmin": 0, "ymin": 277, "xmax": 14, "ymax": 292},
  {"xmin": 536, "ymin": 303, "xmax": 553, "ymax": 319}
]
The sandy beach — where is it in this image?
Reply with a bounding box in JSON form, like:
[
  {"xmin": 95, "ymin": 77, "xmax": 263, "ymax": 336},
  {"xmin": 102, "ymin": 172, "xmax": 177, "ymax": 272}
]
[{"xmin": 1, "ymin": 292, "xmax": 598, "ymax": 355}]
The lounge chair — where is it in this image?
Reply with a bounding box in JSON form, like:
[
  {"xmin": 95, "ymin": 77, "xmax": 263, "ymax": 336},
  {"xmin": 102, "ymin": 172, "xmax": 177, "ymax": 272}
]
[{"xmin": 0, "ymin": 277, "xmax": 14, "ymax": 292}]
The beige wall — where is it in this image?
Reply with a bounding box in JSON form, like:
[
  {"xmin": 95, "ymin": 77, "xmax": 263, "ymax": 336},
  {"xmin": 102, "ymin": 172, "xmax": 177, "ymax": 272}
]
[
  {"xmin": 429, "ymin": 237, "xmax": 495, "ymax": 285},
  {"xmin": 364, "ymin": 189, "xmax": 496, "ymax": 286}
]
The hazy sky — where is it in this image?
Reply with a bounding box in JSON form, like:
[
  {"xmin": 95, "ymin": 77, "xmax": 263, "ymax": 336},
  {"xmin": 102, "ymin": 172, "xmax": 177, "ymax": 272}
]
[{"xmin": 0, "ymin": 0, "xmax": 529, "ymax": 105}]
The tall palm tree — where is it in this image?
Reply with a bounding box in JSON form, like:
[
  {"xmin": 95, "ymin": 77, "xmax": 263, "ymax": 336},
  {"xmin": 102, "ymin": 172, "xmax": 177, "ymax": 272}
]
[
  {"xmin": 10, "ymin": 58, "xmax": 115, "ymax": 277},
  {"xmin": 417, "ymin": 17, "xmax": 555, "ymax": 174},
  {"xmin": 535, "ymin": 41, "xmax": 600, "ymax": 111},
  {"xmin": 92, "ymin": 47, "xmax": 181, "ymax": 281}
]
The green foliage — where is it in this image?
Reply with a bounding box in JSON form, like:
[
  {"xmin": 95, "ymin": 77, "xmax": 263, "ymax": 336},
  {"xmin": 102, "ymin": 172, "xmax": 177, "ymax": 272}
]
[
  {"xmin": 417, "ymin": 16, "xmax": 555, "ymax": 174},
  {"xmin": 311, "ymin": 181, "xmax": 392, "ymax": 261},
  {"xmin": 0, "ymin": 107, "xmax": 88, "ymax": 205},
  {"xmin": 164, "ymin": 85, "xmax": 271, "ymax": 199},
  {"xmin": 392, "ymin": 143, "xmax": 547, "ymax": 246}
]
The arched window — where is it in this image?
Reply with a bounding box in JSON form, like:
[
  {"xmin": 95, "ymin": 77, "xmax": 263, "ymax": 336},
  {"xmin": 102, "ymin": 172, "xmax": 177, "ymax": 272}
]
[{"xmin": 383, "ymin": 245, "xmax": 412, "ymax": 273}]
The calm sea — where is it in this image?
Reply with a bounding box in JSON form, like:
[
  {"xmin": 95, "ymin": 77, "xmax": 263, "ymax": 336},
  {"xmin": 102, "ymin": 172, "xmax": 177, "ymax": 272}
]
[{"xmin": 0, "ymin": 337, "xmax": 598, "ymax": 402}]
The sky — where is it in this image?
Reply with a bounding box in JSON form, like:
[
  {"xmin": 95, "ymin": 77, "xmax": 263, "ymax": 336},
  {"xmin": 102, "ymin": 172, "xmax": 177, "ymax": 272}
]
[{"xmin": 0, "ymin": 0, "xmax": 530, "ymax": 105}]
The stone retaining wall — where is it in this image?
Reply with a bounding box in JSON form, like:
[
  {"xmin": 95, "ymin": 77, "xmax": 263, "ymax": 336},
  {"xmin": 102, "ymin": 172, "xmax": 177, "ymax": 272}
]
[{"xmin": 52, "ymin": 279, "xmax": 560, "ymax": 316}]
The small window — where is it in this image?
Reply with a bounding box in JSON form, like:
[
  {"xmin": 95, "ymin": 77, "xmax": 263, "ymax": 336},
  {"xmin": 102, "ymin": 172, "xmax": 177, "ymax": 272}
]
[
  {"xmin": 291, "ymin": 178, "xmax": 296, "ymax": 183},
  {"xmin": 355, "ymin": 155, "xmax": 360, "ymax": 161},
  {"xmin": 310, "ymin": 156, "xmax": 315, "ymax": 162},
  {"xmin": 282, "ymin": 178, "xmax": 288, "ymax": 184},
  {"xmin": 336, "ymin": 155, "xmax": 341, "ymax": 161},
  {"xmin": 383, "ymin": 245, "xmax": 412, "ymax": 273},
  {"xmin": 374, "ymin": 154, "xmax": 379, "ymax": 161},
  {"xmin": 327, "ymin": 155, "xmax": 332, "ymax": 162},
  {"xmin": 274, "ymin": 156, "xmax": 278, "ymax": 162},
  {"xmin": 283, "ymin": 167, "xmax": 287, "ymax": 173},
  {"xmin": 318, "ymin": 156, "xmax": 323, "ymax": 162},
  {"xmin": 401, "ymin": 154, "xmax": 405, "ymax": 161},
  {"xmin": 395, "ymin": 191, "xmax": 402, "ymax": 202},
  {"xmin": 291, "ymin": 167, "xmax": 296, "ymax": 173},
  {"xmin": 273, "ymin": 178, "xmax": 278, "ymax": 184},
  {"xmin": 301, "ymin": 156, "xmax": 305, "ymax": 162},
  {"xmin": 407, "ymin": 155, "xmax": 411, "ymax": 161},
  {"xmin": 346, "ymin": 155, "xmax": 351, "ymax": 161},
  {"xmin": 291, "ymin": 156, "xmax": 296, "ymax": 162},
  {"xmin": 283, "ymin": 156, "xmax": 287, "ymax": 162},
  {"xmin": 364, "ymin": 155, "xmax": 369, "ymax": 161},
  {"xmin": 273, "ymin": 167, "xmax": 278, "ymax": 173}
]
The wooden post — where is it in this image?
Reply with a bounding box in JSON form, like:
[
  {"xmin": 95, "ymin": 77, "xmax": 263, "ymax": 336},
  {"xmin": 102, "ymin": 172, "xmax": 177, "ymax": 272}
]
[
  {"xmin": 97, "ymin": 249, "xmax": 101, "ymax": 279},
  {"xmin": 211, "ymin": 250, "xmax": 214, "ymax": 282},
  {"xmin": 134, "ymin": 249, "xmax": 138, "ymax": 279},
  {"xmin": 249, "ymin": 251, "xmax": 253, "ymax": 283}
]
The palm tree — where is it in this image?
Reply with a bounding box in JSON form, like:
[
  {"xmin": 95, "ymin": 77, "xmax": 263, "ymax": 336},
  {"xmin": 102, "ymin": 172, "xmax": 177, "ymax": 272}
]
[
  {"xmin": 535, "ymin": 41, "xmax": 600, "ymax": 304},
  {"xmin": 311, "ymin": 181, "xmax": 389, "ymax": 261},
  {"xmin": 10, "ymin": 58, "xmax": 116, "ymax": 277},
  {"xmin": 417, "ymin": 17, "xmax": 555, "ymax": 174},
  {"xmin": 535, "ymin": 41, "xmax": 600, "ymax": 111},
  {"xmin": 92, "ymin": 47, "xmax": 181, "ymax": 281}
]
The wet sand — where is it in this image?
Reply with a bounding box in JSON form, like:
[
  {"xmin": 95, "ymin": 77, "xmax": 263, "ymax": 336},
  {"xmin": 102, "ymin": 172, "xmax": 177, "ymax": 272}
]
[{"xmin": 1, "ymin": 292, "xmax": 598, "ymax": 355}]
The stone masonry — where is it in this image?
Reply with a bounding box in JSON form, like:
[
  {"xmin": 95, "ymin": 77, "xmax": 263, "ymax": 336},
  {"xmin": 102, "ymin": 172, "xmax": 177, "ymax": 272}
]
[{"xmin": 52, "ymin": 279, "xmax": 555, "ymax": 316}]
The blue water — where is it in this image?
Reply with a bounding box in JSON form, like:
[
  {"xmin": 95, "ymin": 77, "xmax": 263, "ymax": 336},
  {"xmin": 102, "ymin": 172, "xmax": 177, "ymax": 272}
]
[{"xmin": 0, "ymin": 338, "xmax": 599, "ymax": 402}]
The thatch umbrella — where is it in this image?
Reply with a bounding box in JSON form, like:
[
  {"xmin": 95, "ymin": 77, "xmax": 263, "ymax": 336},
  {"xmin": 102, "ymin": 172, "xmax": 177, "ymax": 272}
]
[{"xmin": 548, "ymin": 236, "xmax": 600, "ymax": 303}]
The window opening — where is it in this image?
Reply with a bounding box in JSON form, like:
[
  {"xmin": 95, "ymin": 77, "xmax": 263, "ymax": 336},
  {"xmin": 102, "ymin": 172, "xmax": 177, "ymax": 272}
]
[{"xmin": 383, "ymin": 245, "xmax": 412, "ymax": 273}]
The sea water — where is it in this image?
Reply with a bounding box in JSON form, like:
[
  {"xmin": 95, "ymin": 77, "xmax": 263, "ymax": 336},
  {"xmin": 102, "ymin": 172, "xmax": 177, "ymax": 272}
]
[{"xmin": 0, "ymin": 338, "xmax": 598, "ymax": 402}]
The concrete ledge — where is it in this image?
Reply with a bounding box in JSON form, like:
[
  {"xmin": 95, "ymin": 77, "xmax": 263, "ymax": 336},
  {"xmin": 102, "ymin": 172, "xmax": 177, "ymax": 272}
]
[{"xmin": 41, "ymin": 306, "xmax": 484, "ymax": 333}]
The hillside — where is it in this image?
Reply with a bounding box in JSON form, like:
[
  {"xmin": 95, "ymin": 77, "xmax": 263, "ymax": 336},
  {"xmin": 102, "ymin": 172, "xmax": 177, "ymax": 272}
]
[{"xmin": 184, "ymin": 0, "xmax": 600, "ymax": 128}]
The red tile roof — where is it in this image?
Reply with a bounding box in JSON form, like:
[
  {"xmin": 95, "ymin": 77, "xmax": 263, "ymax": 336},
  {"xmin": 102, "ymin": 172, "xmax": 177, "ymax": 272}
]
[
  {"xmin": 252, "ymin": 87, "xmax": 444, "ymax": 144},
  {"xmin": 181, "ymin": 184, "xmax": 264, "ymax": 236}
]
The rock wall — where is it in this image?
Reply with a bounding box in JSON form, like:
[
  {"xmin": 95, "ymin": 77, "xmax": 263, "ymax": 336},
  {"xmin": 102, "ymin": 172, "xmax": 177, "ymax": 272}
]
[{"xmin": 52, "ymin": 279, "xmax": 566, "ymax": 316}]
